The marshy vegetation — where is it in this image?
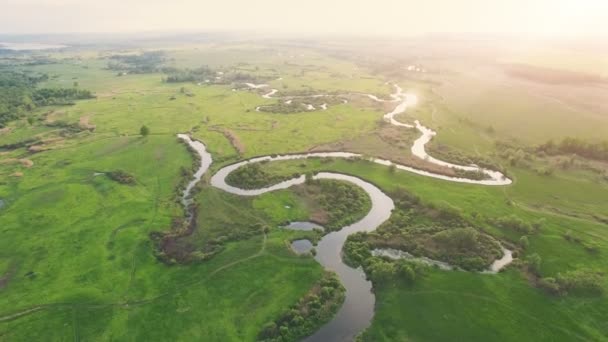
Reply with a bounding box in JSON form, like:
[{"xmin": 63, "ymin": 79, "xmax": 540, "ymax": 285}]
[{"xmin": 345, "ymin": 188, "xmax": 504, "ymax": 272}]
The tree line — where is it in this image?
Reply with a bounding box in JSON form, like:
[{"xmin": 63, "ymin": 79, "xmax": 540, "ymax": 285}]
[
  {"xmin": 537, "ymin": 137, "xmax": 608, "ymax": 162},
  {"xmin": 107, "ymin": 51, "xmax": 166, "ymax": 74}
]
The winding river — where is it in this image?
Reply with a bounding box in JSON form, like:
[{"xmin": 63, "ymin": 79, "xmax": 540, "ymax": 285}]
[
  {"xmin": 244, "ymin": 82, "xmax": 510, "ymax": 185},
  {"xmin": 177, "ymin": 82, "xmax": 514, "ymax": 341}
]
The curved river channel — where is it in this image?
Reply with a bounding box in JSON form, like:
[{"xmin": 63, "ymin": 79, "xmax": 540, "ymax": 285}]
[{"xmin": 177, "ymin": 84, "xmax": 514, "ymax": 341}]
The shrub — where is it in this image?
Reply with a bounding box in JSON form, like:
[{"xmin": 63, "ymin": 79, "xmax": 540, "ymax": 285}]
[
  {"xmin": 432, "ymin": 227, "xmax": 479, "ymax": 251},
  {"xmin": 490, "ymin": 214, "xmax": 536, "ymax": 234},
  {"xmin": 539, "ymin": 269, "xmax": 604, "ymax": 297},
  {"xmin": 556, "ymin": 269, "xmax": 604, "ymax": 296},
  {"xmin": 257, "ymin": 272, "xmax": 345, "ymax": 341},
  {"xmin": 538, "ymin": 277, "xmax": 562, "ymax": 296},
  {"xmin": 519, "ymin": 236, "xmax": 529, "ymax": 249},
  {"xmin": 526, "ymin": 253, "xmax": 542, "ymax": 275},
  {"xmin": 140, "ymin": 125, "xmax": 150, "ymax": 136},
  {"xmin": 107, "ymin": 170, "xmax": 136, "ymax": 185}
]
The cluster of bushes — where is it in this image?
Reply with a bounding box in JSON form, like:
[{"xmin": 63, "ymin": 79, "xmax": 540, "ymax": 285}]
[
  {"xmin": 345, "ymin": 188, "xmax": 504, "ymax": 272},
  {"xmin": 366, "ymin": 257, "xmax": 427, "ymax": 285},
  {"xmin": 0, "ymin": 137, "xmax": 40, "ymax": 151},
  {"xmin": 537, "ymin": 137, "xmax": 608, "ymax": 162},
  {"xmin": 430, "ymin": 227, "xmax": 502, "ymax": 270},
  {"xmin": 225, "ymin": 72, "xmax": 261, "ymax": 84},
  {"xmin": 313, "ymin": 179, "xmax": 371, "ymax": 232},
  {"xmin": 453, "ymin": 168, "xmax": 490, "ymax": 181},
  {"xmin": 494, "ymin": 138, "xmax": 608, "ymax": 180},
  {"xmin": 538, "ymin": 269, "xmax": 605, "ymax": 297},
  {"xmin": 524, "ymin": 253, "xmax": 543, "ymax": 276},
  {"xmin": 107, "ymin": 51, "xmax": 165, "ymax": 74},
  {"xmin": 495, "ymin": 142, "xmax": 535, "ymax": 168},
  {"xmin": 427, "ymin": 142, "xmax": 503, "ymax": 175},
  {"xmin": 163, "ymin": 66, "xmax": 215, "ymax": 83},
  {"xmin": 343, "ymin": 233, "xmax": 373, "ymax": 267},
  {"xmin": 344, "ymin": 233, "xmax": 428, "ymax": 286},
  {"xmin": 31, "ymin": 88, "xmax": 94, "ymax": 106},
  {"xmin": 107, "ymin": 170, "xmax": 136, "ymax": 185},
  {"xmin": 258, "ymin": 101, "xmax": 312, "ymax": 114},
  {"xmin": 225, "ymin": 162, "xmax": 296, "ymax": 189},
  {"xmin": 257, "ymin": 272, "xmax": 345, "ymax": 342},
  {"xmin": 369, "ymin": 224, "xmax": 502, "ymax": 271},
  {"xmin": 155, "ymin": 222, "xmax": 266, "ymax": 265},
  {"xmin": 533, "ymin": 165, "xmax": 555, "ymax": 176},
  {"xmin": 488, "ymin": 215, "xmax": 544, "ymax": 234}
]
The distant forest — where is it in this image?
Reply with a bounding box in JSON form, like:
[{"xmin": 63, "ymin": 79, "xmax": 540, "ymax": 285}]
[
  {"xmin": 107, "ymin": 51, "xmax": 166, "ymax": 74},
  {"xmin": 0, "ymin": 71, "xmax": 94, "ymax": 127}
]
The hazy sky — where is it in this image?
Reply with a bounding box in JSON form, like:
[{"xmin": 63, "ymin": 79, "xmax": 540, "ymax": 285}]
[{"xmin": 1, "ymin": 0, "xmax": 607, "ymax": 37}]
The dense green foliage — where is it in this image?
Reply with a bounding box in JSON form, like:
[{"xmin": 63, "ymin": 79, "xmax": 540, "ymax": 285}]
[
  {"xmin": 140, "ymin": 125, "xmax": 150, "ymax": 136},
  {"xmin": 226, "ymin": 162, "xmax": 295, "ymax": 189},
  {"xmin": 427, "ymin": 141, "xmax": 504, "ymax": 174},
  {"xmin": 106, "ymin": 170, "xmax": 136, "ymax": 185},
  {"xmin": 295, "ymin": 178, "xmax": 371, "ymax": 232},
  {"xmin": 345, "ymin": 188, "xmax": 503, "ymax": 271},
  {"xmin": 366, "ymin": 257, "xmax": 428, "ymax": 285},
  {"xmin": 488, "ymin": 215, "xmax": 544, "ymax": 234},
  {"xmin": 31, "ymin": 87, "xmax": 94, "ymax": 106},
  {"xmin": 257, "ymin": 272, "xmax": 345, "ymax": 342},
  {"xmin": 538, "ymin": 268, "xmax": 605, "ymax": 296}
]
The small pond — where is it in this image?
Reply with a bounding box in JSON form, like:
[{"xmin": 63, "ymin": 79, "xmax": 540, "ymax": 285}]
[
  {"xmin": 291, "ymin": 239, "xmax": 314, "ymax": 254},
  {"xmin": 283, "ymin": 221, "xmax": 324, "ymax": 231}
]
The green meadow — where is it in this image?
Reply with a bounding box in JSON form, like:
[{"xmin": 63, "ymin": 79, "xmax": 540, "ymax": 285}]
[{"xmin": 1, "ymin": 41, "xmax": 607, "ymax": 341}]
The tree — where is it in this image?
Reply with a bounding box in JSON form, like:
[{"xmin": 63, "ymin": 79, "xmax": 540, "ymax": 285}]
[
  {"xmin": 140, "ymin": 125, "xmax": 150, "ymax": 137},
  {"xmin": 397, "ymin": 261, "xmax": 416, "ymax": 284},
  {"xmin": 368, "ymin": 259, "xmax": 396, "ymax": 283},
  {"xmin": 526, "ymin": 253, "xmax": 542, "ymax": 275},
  {"xmin": 519, "ymin": 236, "xmax": 529, "ymax": 249}
]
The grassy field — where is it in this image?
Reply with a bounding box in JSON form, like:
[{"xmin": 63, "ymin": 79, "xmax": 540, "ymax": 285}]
[
  {"xmin": 0, "ymin": 132, "xmax": 327, "ymax": 340},
  {"xmin": 1, "ymin": 41, "xmax": 607, "ymax": 341},
  {"xmin": 361, "ymin": 269, "xmax": 607, "ymax": 341}
]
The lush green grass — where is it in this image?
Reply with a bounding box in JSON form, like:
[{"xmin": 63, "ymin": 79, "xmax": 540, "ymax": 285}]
[
  {"xmin": 1, "ymin": 42, "xmax": 607, "ymax": 341},
  {"xmin": 0, "ymin": 132, "xmax": 327, "ymax": 341},
  {"xmin": 361, "ymin": 269, "xmax": 608, "ymax": 341}
]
